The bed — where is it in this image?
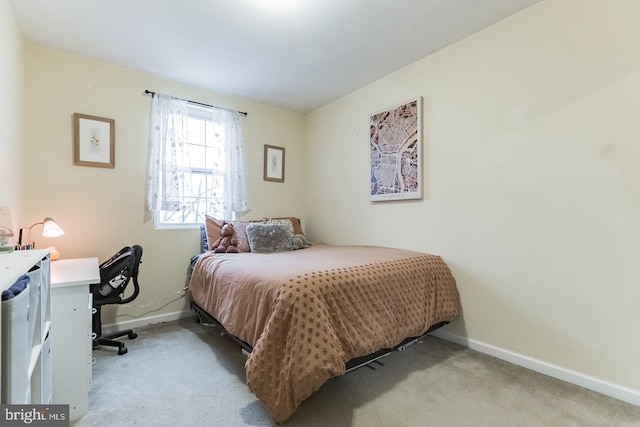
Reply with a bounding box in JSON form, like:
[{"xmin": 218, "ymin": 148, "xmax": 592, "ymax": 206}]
[{"xmin": 187, "ymin": 218, "xmax": 461, "ymax": 423}]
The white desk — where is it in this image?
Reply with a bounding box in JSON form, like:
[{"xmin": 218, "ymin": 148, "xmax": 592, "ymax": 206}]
[{"xmin": 50, "ymin": 258, "xmax": 99, "ymax": 422}]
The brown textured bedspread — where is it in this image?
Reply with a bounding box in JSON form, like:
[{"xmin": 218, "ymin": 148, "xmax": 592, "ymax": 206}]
[{"xmin": 188, "ymin": 243, "xmax": 461, "ymax": 423}]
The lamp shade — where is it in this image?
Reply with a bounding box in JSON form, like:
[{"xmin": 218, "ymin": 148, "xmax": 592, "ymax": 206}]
[{"xmin": 42, "ymin": 217, "xmax": 65, "ymax": 238}]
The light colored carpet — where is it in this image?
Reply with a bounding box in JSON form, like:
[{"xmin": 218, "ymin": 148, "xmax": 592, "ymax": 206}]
[{"xmin": 72, "ymin": 318, "xmax": 640, "ymax": 427}]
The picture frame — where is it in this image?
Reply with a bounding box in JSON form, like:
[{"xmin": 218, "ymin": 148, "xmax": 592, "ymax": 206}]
[
  {"xmin": 369, "ymin": 96, "xmax": 423, "ymax": 201},
  {"xmin": 263, "ymin": 144, "xmax": 285, "ymax": 182},
  {"xmin": 73, "ymin": 113, "xmax": 115, "ymax": 168}
]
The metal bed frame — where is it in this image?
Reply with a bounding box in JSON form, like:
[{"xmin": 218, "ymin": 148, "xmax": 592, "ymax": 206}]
[{"xmin": 191, "ymin": 301, "xmax": 447, "ymax": 373}]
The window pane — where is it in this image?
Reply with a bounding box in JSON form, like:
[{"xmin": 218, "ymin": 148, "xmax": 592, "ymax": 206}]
[
  {"xmin": 188, "ymin": 143, "xmax": 208, "ymax": 169},
  {"xmin": 188, "ymin": 118, "xmax": 206, "ymax": 146}
]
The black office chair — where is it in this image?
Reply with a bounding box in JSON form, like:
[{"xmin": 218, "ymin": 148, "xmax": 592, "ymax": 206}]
[{"xmin": 90, "ymin": 245, "xmax": 143, "ymax": 355}]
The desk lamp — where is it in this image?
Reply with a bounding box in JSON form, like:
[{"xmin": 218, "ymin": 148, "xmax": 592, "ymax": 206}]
[{"xmin": 18, "ymin": 217, "xmax": 65, "ymax": 252}]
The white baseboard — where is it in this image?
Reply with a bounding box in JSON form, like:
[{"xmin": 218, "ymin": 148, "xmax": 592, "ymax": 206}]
[
  {"xmin": 101, "ymin": 309, "xmax": 196, "ymax": 335},
  {"xmin": 432, "ymin": 329, "xmax": 640, "ymax": 408}
]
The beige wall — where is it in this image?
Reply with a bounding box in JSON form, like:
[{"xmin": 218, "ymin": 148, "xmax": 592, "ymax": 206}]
[
  {"xmin": 306, "ymin": 0, "xmax": 640, "ymax": 396},
  {"xmin": 21, "ymin": 43, "xmax": 306, "ymax": 326},
  {"xmin": 0, "ymin": 0, "xmax": 23, "ymax": 219}
]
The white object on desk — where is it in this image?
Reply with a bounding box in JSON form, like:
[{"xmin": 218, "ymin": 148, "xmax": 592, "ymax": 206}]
[{"xmin": 50, "ymin": 257, "xmax": 99, "ymax": 422}]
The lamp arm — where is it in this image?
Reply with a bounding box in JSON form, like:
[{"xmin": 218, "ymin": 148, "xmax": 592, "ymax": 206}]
[
  {"xmin": 28, "ymin": 222, "xmax": 44, "ymax": 244},
  {"xmin": 18, "ymin": 221, "xmax": 43, "ymax": 247}
]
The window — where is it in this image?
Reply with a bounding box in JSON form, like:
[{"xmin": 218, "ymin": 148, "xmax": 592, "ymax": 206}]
[
  {"xmin": 155, "ymin": 105, "xmax": 226, "ymax": 227},
  {"xmin": 148, "ymin": 93, "xmax": 249, "ymax": 229}
]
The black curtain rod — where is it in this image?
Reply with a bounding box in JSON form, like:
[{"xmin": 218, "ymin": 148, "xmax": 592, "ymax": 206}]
[{"xmin": 144, "ymin": 90, "xmax": 248, "ymax": 116}]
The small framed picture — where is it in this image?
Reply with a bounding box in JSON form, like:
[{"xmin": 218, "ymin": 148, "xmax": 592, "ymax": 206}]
[
  {"xmin": 73, "ymin": 113, "xmax": 115, "ymax": 168},
  {"xmin": 263, "ymin": 144, "xmax": 285, "ymax": 182}
]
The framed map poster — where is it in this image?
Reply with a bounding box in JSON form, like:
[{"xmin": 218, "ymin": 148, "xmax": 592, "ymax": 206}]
[{"xmin": 369, "ymin": 97, "xmax": 422, "ymax": 201}]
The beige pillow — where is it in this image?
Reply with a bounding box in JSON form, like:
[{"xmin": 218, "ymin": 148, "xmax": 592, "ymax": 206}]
[
  {"xmin": 264, "ymin": 218, "xmax": 294, "ymax": 236},
  {"xmin": 263, "ymin": 217, "xmax": 304, "ymax": 235}
]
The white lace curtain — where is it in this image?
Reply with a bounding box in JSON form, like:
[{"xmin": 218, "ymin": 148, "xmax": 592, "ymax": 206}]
[
  {"xmin": 147, "ymin": 93, "xmax": 250, "ymax": 220},
  {"xmin": 212, "ymin": 107, "xmax": 251, "ymax": 217}
]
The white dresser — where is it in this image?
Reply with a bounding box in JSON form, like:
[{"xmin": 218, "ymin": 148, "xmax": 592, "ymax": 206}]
[
  {"xmin": 50, "ymin": 257, "xmax": 99, "ymax": 422},
  {"xmin": 0, "ymin": 250, "xmax": 52, "ymax": 405}
]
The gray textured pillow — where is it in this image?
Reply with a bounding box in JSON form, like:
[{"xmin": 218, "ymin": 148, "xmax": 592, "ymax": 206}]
[{"xmin": 245, "ymin": 223, "xmax": 293, "ymax": 253}]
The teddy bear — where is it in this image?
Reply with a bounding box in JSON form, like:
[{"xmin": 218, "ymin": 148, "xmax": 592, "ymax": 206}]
[
  {"xmin": 291, "ymin": 233, "xmax": 311, "ymax": 250},
  {"xmin": 211, "ymin": 223, "xmax": 238, "ymax": 253}
]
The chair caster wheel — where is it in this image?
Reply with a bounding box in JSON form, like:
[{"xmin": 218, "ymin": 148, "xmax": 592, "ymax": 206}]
[
  {"xmin": 129, "ymin": 332, "xmax": 138, "ymax": 340},
  {"xmin": 118, "ymin": 346, "xmax": 128, "ymax": 355}
]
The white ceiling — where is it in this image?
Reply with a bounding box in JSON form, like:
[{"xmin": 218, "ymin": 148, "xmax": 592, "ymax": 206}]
[{"xmin": 9, "ymin": 0, "xmax": 542, "ymax": 113}]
